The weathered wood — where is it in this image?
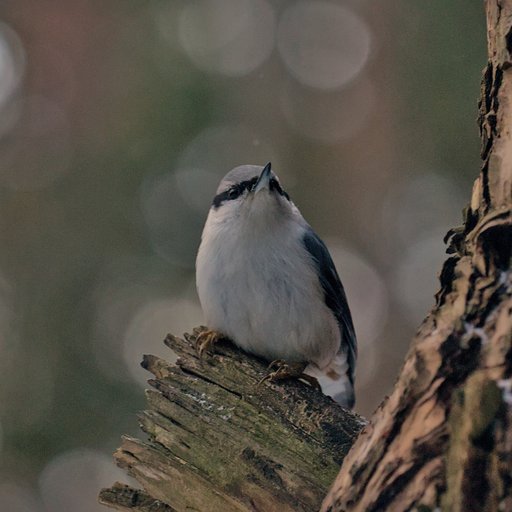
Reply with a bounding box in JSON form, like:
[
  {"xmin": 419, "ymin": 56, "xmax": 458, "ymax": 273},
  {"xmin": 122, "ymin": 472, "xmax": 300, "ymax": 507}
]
[
  {"xmin": 99, "ymin": 328, "xmax": 366, "ymax": 512},
  {"xmin": 321, "ymin": 2, "xmax": 512, "ymax": 511},
  {"xmin": 99, "ymin": 483, "xmax": 176, "ymax": 512}
]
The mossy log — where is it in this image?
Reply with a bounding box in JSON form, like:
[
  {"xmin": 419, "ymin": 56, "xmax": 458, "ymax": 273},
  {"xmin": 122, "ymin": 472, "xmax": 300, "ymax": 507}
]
[{"xmin": 99, "ymin": 329, "xmax": 366, "ymax": 512}]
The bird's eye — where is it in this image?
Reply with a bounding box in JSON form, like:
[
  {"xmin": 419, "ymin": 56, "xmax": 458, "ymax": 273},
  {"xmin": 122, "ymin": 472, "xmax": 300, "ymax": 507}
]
[
  {"xmin": 228, "ymin": 187, "xmax": 239, "ymax": 199},
  {"xmin": 269, "ymin": 178, "xmax": 290, "ymax": 201}
]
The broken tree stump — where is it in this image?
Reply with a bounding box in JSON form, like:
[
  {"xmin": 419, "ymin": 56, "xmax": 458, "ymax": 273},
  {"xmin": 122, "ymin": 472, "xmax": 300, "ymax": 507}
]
[{"xmin": 99, "ymin": 328, "xmax": 366, "ymax": 512}]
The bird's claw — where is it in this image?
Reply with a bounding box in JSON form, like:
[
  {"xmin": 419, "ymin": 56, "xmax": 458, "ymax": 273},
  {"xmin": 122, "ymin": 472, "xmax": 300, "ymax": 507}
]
[
  {"xmin": 267, "ymin": 359, "xmax": 286, "ymax": 371},
  {"xmin": 258, "ymin": 360, "xmax": 321, "ymax": 390},
  {"xmin": 194, "ymin": 328, "xmax": 223, "ymax": 358}
]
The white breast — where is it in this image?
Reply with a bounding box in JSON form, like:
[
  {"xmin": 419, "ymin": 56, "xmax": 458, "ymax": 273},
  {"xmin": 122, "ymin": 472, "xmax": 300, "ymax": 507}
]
[{"xmin": 196, "ymin": 199, "xmax": 340, "ymax": 370}]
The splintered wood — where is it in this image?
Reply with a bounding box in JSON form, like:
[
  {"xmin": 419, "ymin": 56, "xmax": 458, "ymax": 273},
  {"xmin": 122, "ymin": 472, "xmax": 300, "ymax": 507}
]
[{"xmin": 99, "ymin": 329, "xmax": 365, "ymax": 512}]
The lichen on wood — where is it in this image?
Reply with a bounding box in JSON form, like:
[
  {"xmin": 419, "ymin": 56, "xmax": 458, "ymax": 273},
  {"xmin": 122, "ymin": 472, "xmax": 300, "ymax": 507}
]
[{"xmin": 99, "ymin": 328, "xmax": 366, "ymax": 512}]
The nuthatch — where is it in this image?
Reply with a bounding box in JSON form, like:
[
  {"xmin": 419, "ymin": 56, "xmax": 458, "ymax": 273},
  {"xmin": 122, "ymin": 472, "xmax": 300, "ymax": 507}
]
[{"xmin": 195, "ymin": 163, "xmax": 357, "ymax": 408}]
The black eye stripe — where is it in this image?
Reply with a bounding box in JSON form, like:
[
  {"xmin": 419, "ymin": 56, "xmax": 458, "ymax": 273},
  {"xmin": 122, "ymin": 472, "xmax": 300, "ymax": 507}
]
[
  {"xmin": 211, "ymin": 176, "xmax": 290, "ymax": 209},
  {"xmin": 212, "ymin": 177, "xmax": 258, "ymax": 208},
  {"xmin": 269, "ymin": 178, "xmax": 290, "ymax": 201}
]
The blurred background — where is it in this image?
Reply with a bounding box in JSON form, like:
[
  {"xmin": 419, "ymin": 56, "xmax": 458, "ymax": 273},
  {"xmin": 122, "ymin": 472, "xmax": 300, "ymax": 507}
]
[{"xmin": 0, "ymin": 1, "xmax": 485, "ymax": 511}]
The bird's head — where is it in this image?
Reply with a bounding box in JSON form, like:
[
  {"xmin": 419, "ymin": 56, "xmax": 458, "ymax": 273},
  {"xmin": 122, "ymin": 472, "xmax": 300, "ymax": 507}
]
[{"xmin": 209, "ymin": 163, "xmax": 295, "ymax": 226}]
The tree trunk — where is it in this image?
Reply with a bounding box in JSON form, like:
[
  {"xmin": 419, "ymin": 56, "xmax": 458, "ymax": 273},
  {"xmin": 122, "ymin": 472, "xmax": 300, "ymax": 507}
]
[
  {"xmin": 99, "ymin": 330, "xmax": 365, "ymax": 512},
  {"xmin": 321, "ymin": 2, "xmax": 512, "ymax": 511}
]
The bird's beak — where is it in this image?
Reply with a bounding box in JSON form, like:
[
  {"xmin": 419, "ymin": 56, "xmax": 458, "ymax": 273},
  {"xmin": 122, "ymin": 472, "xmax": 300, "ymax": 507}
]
[{"xmin": 253, "ymin": 162, "xmax": 272, "ymax": 194}]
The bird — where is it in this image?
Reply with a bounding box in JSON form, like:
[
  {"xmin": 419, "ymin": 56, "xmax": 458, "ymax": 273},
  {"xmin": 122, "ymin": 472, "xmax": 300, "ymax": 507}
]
[{"xmin": 195, "ymin": 162, "xmax": 357, "ymax": 408}]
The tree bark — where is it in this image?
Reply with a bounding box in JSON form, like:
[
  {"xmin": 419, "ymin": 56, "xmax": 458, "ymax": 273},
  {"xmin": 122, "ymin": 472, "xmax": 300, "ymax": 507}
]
[
  {"xmin": 321, "ymin": 2, "xmax": 512, "ymax": 511},
  {"xmin": 99, "ymin": 330, "xmax": 365, "ymax": 512}
]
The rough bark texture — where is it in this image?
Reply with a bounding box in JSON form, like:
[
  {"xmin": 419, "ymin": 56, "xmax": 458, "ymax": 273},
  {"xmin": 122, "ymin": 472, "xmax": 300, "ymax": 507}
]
[
  {"xmin": 99, "ymin": 329, "xmax": 366, "ymax": 512},
  {"xmin": 321, "ymin": 2, "xmax": 512, "ymax": 511}
]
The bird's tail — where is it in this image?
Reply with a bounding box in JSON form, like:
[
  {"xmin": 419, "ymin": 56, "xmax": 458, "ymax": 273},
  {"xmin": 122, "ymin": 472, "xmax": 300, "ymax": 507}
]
[{"xmin": 305, "ymin": 352, "xmax": 355, "ymax": 409}]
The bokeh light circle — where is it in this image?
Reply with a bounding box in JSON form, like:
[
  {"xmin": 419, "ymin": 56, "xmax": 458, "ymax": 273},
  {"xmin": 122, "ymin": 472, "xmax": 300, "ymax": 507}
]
[
  {"xmin": 174, "ymin": 167, "xmax": 222, "ymax": 214},
  {"xmin": 326, "ymin": 241, "xmax": 389, "ymax": 389},
  {"xmin": 178, "ymin": 0, "xmax": 275, "ymax": 76},
  {"xmin": 277, "ymin": 1, "xmax": 371, "ymax": 90},
  {"xmin": 381, "ymin": 172, "xmax": 466, "ymax": 249},
  {"xmin": 176, "ymin": 124, "xmax": 283, "ymax": 185},
  {"xmin": 0, "ymin": 483, "xmax": 41, "ymax": 512},
  {"xmin": 281, "ymin": 78, "xmax": 375, "ymax": 143},
  {"xmin": 122, "ymin": 297, "xmax": 202, "ymax": 386},
  {"xmin": 0, "ymin": 22, "xmax": 25, "ymax": 110},
  {"xmin": 39, "ymin": 448, "xmax": 126, "ymax": 512},
  {"xmin": 327, "ymin": 241, "xmax": 388, "ymax": 351},
  {"xmin": 0, "ymin": 270, "xmax": 13, "ymax": 355},
  {"xmin": 394, "ymin": 232, "xmax": 445, "ymax": 327},
  {"xmin": 141, "ymin": 171, "xmax": 205, "ymax": 266},
  {"xmin": 0, "ymin": 96, "xmax": 72, "ymax": 190}
]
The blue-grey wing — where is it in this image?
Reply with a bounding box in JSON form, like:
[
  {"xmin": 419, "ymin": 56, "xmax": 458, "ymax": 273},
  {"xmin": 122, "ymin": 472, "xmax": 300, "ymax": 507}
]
[{"xmin": 302, "ymin": 228, "xmax": 357, "ymax": 384}]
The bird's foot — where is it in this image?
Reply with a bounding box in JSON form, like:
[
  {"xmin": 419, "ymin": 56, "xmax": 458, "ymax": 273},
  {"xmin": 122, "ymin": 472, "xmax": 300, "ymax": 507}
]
[
  {"xmin": 194, "ymin": 327, "xmax": 224, "ymax": 358},
  {"xmin": 258, "ymin": 360, "xmax": 322, "ymax": 390}
]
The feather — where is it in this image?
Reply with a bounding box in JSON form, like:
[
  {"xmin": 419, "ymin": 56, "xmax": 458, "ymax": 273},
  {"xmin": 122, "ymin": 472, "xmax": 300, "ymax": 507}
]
[{"xmin": 302, "ymin": 228, "xmax": 357, "ymax": 385}]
